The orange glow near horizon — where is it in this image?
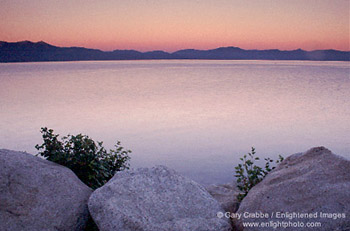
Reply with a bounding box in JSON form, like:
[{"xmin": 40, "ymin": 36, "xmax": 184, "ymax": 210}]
[{"xmin": 0, "ymin": 0, "xmax": 349, "ymax": 52}]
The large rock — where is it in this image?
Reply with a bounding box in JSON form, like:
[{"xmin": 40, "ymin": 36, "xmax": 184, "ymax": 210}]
[
  {"xmin": 206, "ymin": 182, "xmax": 240, "ymax": 213},
  {"xmin": 88, "ymin": 165, "xmax": 231, "ymax": 231},
  {"xmin": 0, "ymin": 149, "xmax": 92, "ymax": 231},
  {"xmin": 234, "ymin": 147, "xmax": 350, "ymax": 231}
]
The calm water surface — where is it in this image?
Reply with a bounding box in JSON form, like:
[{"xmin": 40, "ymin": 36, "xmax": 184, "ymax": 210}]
[{"xmin": 0, "ymin": 60, "xmax": 349, "ymax": 184}]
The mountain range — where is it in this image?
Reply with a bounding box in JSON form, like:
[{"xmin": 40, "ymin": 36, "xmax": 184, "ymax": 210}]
[{"xmin": 0, "ymin": 40, "xmax": 349, "ymax": 62}]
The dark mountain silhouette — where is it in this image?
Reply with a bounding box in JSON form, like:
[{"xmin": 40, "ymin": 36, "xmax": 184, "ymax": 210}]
[
  {"xmin": 0, "ymin": 41, "xmax": 349, "ymax": 62},
  {"xmin": 0, "ymin": 41, "xmax": 105, "ymax": 62}
]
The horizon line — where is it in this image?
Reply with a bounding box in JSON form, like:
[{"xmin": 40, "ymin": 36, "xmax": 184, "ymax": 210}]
[{"xmin": 2, "ymin": 40, "xmax": 349, "ymax": 53}]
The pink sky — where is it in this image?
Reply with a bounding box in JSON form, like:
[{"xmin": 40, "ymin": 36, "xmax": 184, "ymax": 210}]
[{"xmin": 0, "ymin": 0, "xmax": 349, "ymax": 52}]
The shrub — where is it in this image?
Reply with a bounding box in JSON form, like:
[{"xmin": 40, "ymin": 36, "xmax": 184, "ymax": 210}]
[
  {"xmin": 234, "ymin": 147, "xmax": 283, "ymax": 202},
  {"xmin": 36, "ymin": 127, "xmax": 131, "ymax": 189}
]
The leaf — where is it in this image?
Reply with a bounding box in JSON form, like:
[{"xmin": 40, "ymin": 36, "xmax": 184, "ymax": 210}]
[
  {"xmin": 234, "ymin": 147, "xmax": 284, "ymax": 201},
  {"xmin": 36, "ymin": 127, "xmax": 131, "ymax": 189}
]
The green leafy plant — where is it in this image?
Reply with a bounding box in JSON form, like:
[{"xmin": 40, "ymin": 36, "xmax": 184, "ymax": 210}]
[
  {"xmin": 234, "ymin": 147, "xmax": 283, "ymax": 202},
  {"xmin": 36, "ymin": 127, "xmax": 131, "ymax": 189}
]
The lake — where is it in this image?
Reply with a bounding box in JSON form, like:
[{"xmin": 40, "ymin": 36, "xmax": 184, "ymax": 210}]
[{"xmin": 0, "ymin": 60, "xmax": 349, "ymax": 184}]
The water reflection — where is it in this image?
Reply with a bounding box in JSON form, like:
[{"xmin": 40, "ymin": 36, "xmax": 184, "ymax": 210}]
[{"xmin": 0, "ymin": 60, "xmax": 349, "ymax": 184}]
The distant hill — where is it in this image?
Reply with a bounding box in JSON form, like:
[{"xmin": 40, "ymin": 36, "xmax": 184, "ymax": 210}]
[{"xmin": 0, "ymin": 41, "xmax": 349, "ymax": 62}]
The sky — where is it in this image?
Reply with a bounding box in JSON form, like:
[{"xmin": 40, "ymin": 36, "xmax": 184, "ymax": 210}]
[{"xmin": 0, "ymin": 0, "xmax": 349, "ymax": 52}]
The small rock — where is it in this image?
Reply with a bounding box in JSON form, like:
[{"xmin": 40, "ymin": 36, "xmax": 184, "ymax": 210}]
[{"xmin": 206, "ymin": 182, "xmax": 240, "ymax": 213}]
